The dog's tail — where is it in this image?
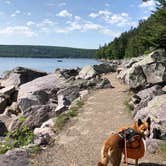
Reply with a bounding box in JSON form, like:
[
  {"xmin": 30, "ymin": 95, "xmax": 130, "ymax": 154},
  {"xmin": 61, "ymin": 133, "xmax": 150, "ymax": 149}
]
[{"xmin": 96, "ymin": 142, "xmax": 111, "ymax": 166}]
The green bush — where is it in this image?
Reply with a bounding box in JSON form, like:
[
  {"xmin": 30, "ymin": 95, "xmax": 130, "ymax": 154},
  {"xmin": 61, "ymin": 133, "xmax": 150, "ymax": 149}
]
[{"xmin": 0, "ymin": 126, "xmax": 34, "ymax": 154}]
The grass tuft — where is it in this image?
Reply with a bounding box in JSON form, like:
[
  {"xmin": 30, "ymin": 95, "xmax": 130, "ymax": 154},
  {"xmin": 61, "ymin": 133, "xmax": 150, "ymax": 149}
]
[{"xmin": 55, "ymin": 100, "xmax": 84, "ymax": 130}]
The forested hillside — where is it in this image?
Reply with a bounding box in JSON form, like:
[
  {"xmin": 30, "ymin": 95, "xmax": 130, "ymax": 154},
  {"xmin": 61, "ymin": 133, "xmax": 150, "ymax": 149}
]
[
  {"xmin": 0, "ymin": 45, "xmax": 96, "ymax": 58},
  {"xmin": 96, "ymin": 0, "xmax": 166, "ymax": 59}
]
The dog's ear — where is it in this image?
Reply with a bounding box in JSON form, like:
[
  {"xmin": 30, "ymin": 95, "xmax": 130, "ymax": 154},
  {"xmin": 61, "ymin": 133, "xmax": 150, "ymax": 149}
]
[
  {"xmin": 146, "ymin": 117, "xmax": 151, "ymax": 126},
  {"xmin": 138, "ymin": 119, "xmax": 143, "ymax": 126}
]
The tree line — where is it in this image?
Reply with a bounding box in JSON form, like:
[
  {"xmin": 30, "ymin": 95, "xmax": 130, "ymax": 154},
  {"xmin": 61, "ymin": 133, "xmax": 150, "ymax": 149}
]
[
  {"xmin": 0, "ymin": 45, "xmax": 96, "ymax": 58},
  {"xmin": 96, "ymin": 0, "xmax": 166, "ymax": 59}
]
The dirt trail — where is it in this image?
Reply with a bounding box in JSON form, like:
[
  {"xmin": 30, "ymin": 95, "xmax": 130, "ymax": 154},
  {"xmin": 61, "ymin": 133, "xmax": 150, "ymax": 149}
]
[{"xmin": 33, "ymin": 73, "xmax": 166, "ymax": 166}]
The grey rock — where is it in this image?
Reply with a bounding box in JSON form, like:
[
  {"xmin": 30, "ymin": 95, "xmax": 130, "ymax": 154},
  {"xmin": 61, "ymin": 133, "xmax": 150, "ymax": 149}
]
[
  {"xmin": 41, "ymin": 119, "xmax": 54, "ymax": 128},
  {"xmin": 34, "ymin": 127, "xmax": 55, "ymax": 145},
  {"xmin": 55, "ymin": 86, "xmax": 80, "ymax": 114},
  {"xmin": 117, "ymin": 50, "xmax": 166, "ymax": 89},
  {"xmin": 0, "ymin": 120, "xmax": 7, "ymax": 136},
  {"xmin": 142, "ymin": 62, "xmax": 166, "ymax": 85},
  {"xmin": 0, "ymin": 114, "xmax": 15, "ymax": 130},
  {"xmin": 17, "ymin": 73, "xmax": 70, "ymax": 112},
  {"xmin": 0, "ymin": 148, "xmax": 30, "ymax": 166},
  {"xmin": 96, "ymin": 78, "xmax": 112, "ymax": 89},
  {"xmin": 125, "ymin": 65, "xmax": 146, "ymax": 89},
  {"xmin": 0, "ymin": 96, "xmax": 7, "ymax": 113},
  {"xmin": 146, "ymin": 138, "xmax": 162, "ymax": 154},
  {"xmin": 0, "ymin": 67, "xmax": 47, "ymax": 88},
  {"xmin": 0, "ymin": 86, "xmax": 15, "ymax": 96},
  {"xmin": 93, "ymin": 63, "xmax": 117, "ymax": 74},
  {"xmin": 134, "ymin": 85, "xmax": 165, "ymax": 111},
  {"xmin": 79, "ymin": 65, "xmax": 97, "ymax": 80},
  {"xmin": 59, "ymin": 68, "xmax": 80, "ymax": 79},
  {"xmin": 9, "ymin": 104, "xmax": 56, "ymax": 131},
  {"xmin": 4, "ymin": 102, "xmax": 21, "ymax": 116},
  {"xmin": 134, "ymin": 94, "xmax": 166, "ymax": 137}
]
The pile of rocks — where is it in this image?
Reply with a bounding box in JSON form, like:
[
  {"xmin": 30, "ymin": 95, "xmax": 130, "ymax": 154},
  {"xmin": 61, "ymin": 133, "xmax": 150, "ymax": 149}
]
[
  {"xmin": 0, "ymin": 63, "xmax": 115, "ymax": 158},
  {"xmin": 117, "ymin": 49, "xmax": 166, "ymax": 153}
]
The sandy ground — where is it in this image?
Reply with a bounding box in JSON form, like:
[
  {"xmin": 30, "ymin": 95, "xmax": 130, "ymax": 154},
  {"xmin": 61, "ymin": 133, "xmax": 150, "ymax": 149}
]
[{"xmin": 33, "ymin": 73, "xmax": 166, "ymax": 166}]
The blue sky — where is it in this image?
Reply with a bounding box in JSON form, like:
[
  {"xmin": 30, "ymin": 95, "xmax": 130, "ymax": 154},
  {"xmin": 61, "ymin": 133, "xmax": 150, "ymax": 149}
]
[{"xmin": 0, "ymin": 0, "xmax": 156, "ymax": 49}]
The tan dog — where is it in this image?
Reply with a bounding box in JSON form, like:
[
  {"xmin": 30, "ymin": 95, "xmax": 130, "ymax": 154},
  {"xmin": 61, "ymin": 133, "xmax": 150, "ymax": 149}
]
[{"xmin": 97, "ymin": 118, "xmax": 151, "ymax": 166}]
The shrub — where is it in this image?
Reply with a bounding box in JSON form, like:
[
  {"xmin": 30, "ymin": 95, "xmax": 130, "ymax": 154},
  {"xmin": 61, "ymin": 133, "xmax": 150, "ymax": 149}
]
[{"xmin": 0, "ymin": 126, "xmax": 34, "ymax": 154}]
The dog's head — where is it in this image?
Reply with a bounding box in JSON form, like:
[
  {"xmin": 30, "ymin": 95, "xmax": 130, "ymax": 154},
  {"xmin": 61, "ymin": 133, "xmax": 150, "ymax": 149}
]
[{"xmin": 136, "ymin": 117, "xmax": 151, "ymax": 137}]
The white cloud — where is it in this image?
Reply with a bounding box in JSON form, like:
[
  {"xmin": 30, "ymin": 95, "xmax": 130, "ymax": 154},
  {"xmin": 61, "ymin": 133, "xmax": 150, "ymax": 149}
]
[
  {"xmin": 89, "ymin": 13, "xmax": 98, "ymax": 18},
  {"xmin": 37, "ymin": 19, "xmax": 55, "ymax": 28},
  {"xmin": 56, "ymin": 10, "xmax": 72, "ymax": 17},
  {"xmin": 67, "ymin": 21, "xmax": 82, "ymax": 31},
  {"xmin": 89, "ymin": 10, "xmax": 112, "ymax": 19},
  {"xmin": 55, "ymin": 19, "xmax": 120, "ymax": 37},
  {"xmin": 26, "ymin": 21, "xmax": 35, "ymax": 26},
  {"xmin": 0, "ymin": 26, "xmax": 37, "ymax": 37},
  {"xmin": 11, "ymin": 10, "xmax": 21, "ymax": 17},
  {"xmin": 4, "ymin": 0, "xmax": 11, "ymax": 4},
  {"xmin": 27, "ymin": 12, "xmax": 31, "ymax": 16},
  {"xmin": 89, "ymin": 10, "xmax": 136, "ymax": 27},
  {"xmin": 74, "ymin": 16, "xmax": 81, "ymax": 21},
  {"xmin": 139, "ymin": 0, "xmax": 155, "ymax": 10}
]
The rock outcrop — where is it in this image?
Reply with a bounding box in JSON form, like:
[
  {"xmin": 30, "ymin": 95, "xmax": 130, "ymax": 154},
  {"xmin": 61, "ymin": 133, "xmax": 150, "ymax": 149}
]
[
  {"xmin": 118, "ymin": 50, "xmax": 166, "ymax": 153},
  {"xmin": 118, "ymin": 50, "xmax": 166, "ymax": 89},
  {"xmin": 0, "ymin": 67, "xmax": 47, "ymax": 88},
  {"xmin": 0, "ymin": 63, "xmax": 113, "ymax": 163}
]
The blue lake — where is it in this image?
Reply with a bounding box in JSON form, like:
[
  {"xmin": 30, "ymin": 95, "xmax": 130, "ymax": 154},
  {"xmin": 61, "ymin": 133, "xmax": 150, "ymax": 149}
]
[{"xmin": 0, "ymin": 57, "xmax": 101, "ymax": 76}]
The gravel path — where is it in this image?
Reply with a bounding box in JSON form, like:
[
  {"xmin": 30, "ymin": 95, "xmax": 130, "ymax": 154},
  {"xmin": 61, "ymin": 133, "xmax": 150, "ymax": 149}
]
[{"xmin": 33, "ymin": 73, "xmax": 166, "ymax": 166}]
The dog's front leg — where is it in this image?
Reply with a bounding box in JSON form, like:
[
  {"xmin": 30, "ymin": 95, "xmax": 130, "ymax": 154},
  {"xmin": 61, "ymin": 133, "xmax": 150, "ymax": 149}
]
[{"xmin": 135, "ymin": 159, "xmax": 138, "ymax": 166}]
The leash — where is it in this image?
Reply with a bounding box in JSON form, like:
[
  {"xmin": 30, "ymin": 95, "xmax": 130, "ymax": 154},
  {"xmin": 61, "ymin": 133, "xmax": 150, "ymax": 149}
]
[{"xmin": 124, "ymin": 137, "xmax": 128, "ymax": 166}]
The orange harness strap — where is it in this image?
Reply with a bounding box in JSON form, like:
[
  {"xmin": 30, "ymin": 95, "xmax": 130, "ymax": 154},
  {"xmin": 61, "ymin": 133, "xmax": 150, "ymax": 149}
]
[{"xmin": 124, "ymin": 138, "xmax": 128, "ymax": 166}]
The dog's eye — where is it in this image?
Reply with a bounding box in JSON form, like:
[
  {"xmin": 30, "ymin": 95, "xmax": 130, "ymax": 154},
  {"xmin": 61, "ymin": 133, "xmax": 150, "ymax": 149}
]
[{"xmin": 142, "ymin": 128, "xmax": 146, "ymax": 131}]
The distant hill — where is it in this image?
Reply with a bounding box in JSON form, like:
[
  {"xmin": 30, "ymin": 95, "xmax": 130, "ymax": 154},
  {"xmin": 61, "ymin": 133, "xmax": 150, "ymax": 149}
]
[{"xmin": 0, "ymin": 45, "xmax": 96, "ymax": 58}]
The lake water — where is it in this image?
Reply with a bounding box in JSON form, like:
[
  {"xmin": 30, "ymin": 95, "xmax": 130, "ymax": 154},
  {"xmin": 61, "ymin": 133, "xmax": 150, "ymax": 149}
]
[{"xmin": 0, "ymin": 57, "xmax": 101, "ymax": 76}]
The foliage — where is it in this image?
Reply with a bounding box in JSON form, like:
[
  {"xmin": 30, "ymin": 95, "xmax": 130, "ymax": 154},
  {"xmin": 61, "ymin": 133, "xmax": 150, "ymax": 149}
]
[
  {"xmin": 0, "ymin": 126, "xmax": 34, "ymax": 154},
  {"xmin": 0, "ymin": 45, "xmax": 96, "ymax": 58},
  {"xmin": 55, "ymin": 100, "xmax": 84, "ymax": 130},
  {"xmin": 96, "ymin": 0, "xmax": 166, "ymax": 59}
]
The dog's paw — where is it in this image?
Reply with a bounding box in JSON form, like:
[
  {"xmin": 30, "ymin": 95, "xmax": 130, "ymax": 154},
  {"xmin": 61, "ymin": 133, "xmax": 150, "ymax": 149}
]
[{"xmin": 96, "ymin": 162, "xmax": 105, "ymax": 166}]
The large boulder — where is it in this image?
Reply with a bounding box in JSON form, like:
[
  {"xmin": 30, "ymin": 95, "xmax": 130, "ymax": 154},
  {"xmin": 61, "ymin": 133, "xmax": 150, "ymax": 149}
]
[
  {"xmin": 79, "ymin": 65, "xmax": 97, "ymax": 80},
  {"xmin": 79, "ymin": 63, "xmax": 117, "ymax": 80},
  {"xmin": 118, "ymin": 50, "xmax": 166, "ymax": 89},
  {"xmin": 131, "ymin": 85, "xmax": 165, "ymax": 112},
  {"xmin": 55, "ymin": 86, "xmax": 80, "ymax": 114},
  {"xmin": 0, "ymin": 148, "xmax": 30, "ymax": 166},
  {"xmin": 58, "ymin": 68, "xmax": 80, "ymax": 79},
  {"xmin": 17, "ymin": 73, "xmax": 70, "ymax": 112},
  {"xmin": 9, "ymin": 104, "xmax": 56, "ymax": 131},
  {"xmin": 125, "ymin": 65, "xmax": 146, "ymax": 89},
  {"xmin": 93, "ymin": 63, "xmax": 117, "ymax": 74},
  {"xmin": 0, "ymin": 67, "xmax": 47, "ymax": 88},
  {"xmin": 142, "ymin": 62, "xmax": 166, "ymax": 85},
  {"xmin": 134, "ymin": 94, "xmax": 166, "ymax": 139}
]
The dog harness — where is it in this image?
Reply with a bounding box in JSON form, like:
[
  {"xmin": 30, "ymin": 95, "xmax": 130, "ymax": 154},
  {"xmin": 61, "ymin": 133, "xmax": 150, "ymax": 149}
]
[{"xmin": 118, "ymin": 128, "xmax": 145, "ymax": 160}]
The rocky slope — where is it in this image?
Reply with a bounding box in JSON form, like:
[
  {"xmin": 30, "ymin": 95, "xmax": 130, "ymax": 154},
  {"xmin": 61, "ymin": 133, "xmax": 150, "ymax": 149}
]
[{"xmin": 117, "ymin": 49, "xmax": 166, "ymax": 153}]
